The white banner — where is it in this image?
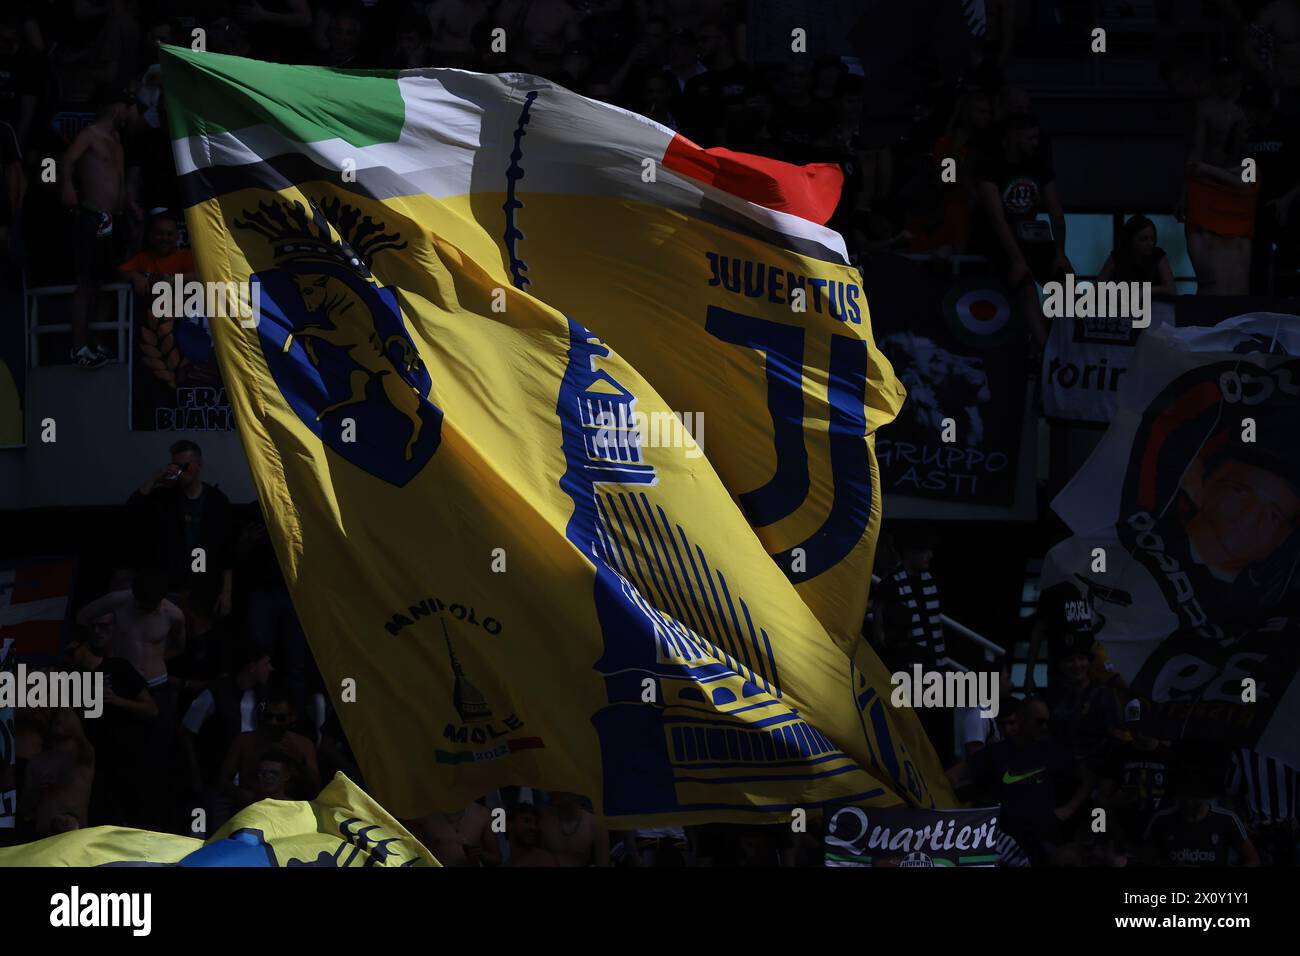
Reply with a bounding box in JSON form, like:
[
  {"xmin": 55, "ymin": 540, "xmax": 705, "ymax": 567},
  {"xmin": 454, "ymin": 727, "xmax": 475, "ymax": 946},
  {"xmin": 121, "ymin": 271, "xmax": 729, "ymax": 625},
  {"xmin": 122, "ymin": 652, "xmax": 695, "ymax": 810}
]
[
  {"xmin": 1041, "ymin": 301, "xmax": 1175, "ymax": 424},
  {"xmin": 1044, "ymin": 313, "xmax": 1300, "ymax": 767}
]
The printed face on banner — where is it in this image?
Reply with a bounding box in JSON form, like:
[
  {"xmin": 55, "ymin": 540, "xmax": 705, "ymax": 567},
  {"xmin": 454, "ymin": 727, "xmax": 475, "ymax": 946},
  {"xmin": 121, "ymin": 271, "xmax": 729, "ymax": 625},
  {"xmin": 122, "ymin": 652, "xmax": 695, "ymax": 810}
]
[
  {"xmin": 1049, "ymin": 326, "xmax": 1300, "ymax": 761},
  {"xmin": 1113, "ymin": 357, "xmax": 1300, "ymax": 642}
]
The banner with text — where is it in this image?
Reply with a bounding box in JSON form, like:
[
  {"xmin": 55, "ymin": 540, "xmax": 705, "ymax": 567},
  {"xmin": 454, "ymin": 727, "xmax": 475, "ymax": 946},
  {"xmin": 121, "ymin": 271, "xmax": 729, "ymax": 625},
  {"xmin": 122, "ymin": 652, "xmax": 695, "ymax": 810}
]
[
  {"xmin": 863, "ymin": 258, "xmax": 1026, "ymax": 506},
  {"xmin": 1044, "ymin": 313, "xmax": 1300, "ymax": 769},
  {"xmin": 129, "ymin": 309, "xmax": 234, "ymax": 432},
  {"xmin": 825, "ymin": 804, "xmax": 1006, "ymax": 867},
  {"xmin": 1042, "ymin": 300, "xmax": 1174, "ymax": 424}
]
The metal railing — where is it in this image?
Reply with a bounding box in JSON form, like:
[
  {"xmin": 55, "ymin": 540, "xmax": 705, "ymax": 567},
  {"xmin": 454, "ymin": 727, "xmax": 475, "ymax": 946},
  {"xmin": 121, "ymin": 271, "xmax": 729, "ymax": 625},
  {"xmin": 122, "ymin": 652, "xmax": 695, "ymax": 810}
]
[{"xmin": 27, "ymin": 283, "xmax": 133, "ymax": 368}]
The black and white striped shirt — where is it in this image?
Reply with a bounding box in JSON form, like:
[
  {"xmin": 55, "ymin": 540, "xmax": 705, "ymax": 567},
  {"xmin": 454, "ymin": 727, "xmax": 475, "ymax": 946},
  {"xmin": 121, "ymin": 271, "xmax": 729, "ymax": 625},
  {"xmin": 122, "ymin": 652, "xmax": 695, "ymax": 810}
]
[{"xmin": 1230, "ymin": 749, "xmax": 1298, "ymax": 827}]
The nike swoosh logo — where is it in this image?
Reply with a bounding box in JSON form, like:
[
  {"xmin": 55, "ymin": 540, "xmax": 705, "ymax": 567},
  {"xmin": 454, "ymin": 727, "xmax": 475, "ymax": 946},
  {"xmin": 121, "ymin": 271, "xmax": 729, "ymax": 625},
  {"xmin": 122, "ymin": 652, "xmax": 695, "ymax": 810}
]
[{"xmin": 1002, "ymin": 768, "xmax": 1046, "ymax": 784}]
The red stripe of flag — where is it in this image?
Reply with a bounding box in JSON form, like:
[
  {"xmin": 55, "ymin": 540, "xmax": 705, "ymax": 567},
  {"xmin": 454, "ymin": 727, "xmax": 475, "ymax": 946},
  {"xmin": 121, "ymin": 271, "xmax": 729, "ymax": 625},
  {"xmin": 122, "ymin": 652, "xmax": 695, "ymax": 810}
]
[
  {"xmin": 10, "ymin": 560, "xmax": 75, "ymax": 603},
  {"xmin": 661, "ymin": 135, "xmax": 844, "ymax": 226}
]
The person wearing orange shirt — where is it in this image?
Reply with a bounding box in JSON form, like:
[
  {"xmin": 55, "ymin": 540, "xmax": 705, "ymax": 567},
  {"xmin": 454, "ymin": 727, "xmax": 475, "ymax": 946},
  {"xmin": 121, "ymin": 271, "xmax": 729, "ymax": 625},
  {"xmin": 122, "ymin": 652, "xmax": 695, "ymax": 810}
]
[{"xmin": 117, "ymin": 209, "xmax": 195, "ymax": 300}]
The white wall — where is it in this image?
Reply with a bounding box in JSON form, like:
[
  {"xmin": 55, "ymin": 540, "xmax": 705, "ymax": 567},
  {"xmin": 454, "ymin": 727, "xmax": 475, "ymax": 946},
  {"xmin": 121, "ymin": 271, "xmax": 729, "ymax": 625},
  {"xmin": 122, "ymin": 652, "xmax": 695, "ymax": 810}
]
[{"xmin": 1, "ymin": 363, "xmax": 254, "ymax": 509}]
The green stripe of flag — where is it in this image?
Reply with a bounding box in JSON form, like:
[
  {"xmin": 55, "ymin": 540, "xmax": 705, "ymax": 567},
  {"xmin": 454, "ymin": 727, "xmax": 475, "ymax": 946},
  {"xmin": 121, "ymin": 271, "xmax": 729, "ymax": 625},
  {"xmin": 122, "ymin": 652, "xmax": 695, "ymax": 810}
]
[{"xmin": 159, "ymin": 45, "xmax": 405, "ymax": 147}]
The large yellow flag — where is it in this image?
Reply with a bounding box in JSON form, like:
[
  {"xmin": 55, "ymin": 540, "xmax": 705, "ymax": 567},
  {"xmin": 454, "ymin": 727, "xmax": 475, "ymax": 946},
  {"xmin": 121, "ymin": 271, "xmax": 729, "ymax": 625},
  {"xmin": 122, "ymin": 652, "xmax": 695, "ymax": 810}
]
[
  {"xmin": 160, "ymin": 46, "xmax": 949, "ymax": 823},
  {"xmin": 0, "ymin": 774, "xmax": 437, "ymax": 866}
]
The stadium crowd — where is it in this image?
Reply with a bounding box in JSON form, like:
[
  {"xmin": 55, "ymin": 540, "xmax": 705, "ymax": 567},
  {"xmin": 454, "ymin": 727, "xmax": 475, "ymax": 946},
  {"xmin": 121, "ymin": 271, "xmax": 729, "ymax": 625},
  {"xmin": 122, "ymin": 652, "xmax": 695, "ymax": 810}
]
[
  {"xmin": 1, "ymin": 1, "xmax": 1296, "ymax": 366},
  {"xmin": 2, "ymin": 0, "xmax": 1297, "ymax": 866}
]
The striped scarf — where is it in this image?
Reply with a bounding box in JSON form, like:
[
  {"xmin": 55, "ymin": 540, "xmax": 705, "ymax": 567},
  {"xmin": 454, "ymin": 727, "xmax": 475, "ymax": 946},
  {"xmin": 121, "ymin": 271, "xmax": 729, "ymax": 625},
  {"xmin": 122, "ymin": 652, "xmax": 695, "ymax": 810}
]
[
  {"xmin": 891, "ymin": 566, "xmax": 946, "ymax": 664},
  {"xmin": 996, "ymin": 829, "xmax": 1031, "ymax": 867}
]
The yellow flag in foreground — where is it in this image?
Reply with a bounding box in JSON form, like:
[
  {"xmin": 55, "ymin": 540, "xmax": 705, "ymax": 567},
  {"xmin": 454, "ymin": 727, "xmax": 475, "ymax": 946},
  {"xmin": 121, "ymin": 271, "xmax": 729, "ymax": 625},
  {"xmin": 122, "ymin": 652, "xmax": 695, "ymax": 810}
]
[
  {"xmin": 160, "ymin": 46, "xmax": 952, "ymax": 823},
  {"xmin": 0, "ymin": 773, "xmax": 438, "ymax": 866}
]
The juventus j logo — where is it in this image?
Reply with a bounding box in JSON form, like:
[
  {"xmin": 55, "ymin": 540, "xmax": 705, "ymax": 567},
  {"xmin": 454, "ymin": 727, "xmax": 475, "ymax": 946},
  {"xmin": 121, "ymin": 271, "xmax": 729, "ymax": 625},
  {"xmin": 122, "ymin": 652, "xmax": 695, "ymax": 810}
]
[{"xmin": 705, "ymin": 305, "xmax": 873, "ymax": 583}]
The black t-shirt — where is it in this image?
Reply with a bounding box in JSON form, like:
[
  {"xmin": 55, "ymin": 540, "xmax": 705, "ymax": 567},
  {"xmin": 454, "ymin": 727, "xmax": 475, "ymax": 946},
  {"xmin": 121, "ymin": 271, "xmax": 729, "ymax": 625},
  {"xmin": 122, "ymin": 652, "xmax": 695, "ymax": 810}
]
[
  {"xmin": 968, "ymin": 737, "xmax": 1076, "ymax": 853},
  {"xmin": 101, "ymin": 655, "xmax": 147, "ymax": 697},
  {"xmin": 1105, "ymin": 739, "xmax": 1175, "ymax": 805},
  {"xmin": 182, "ymin": 494, "xmax": 204, "ymax": 558},
  {"xmin": 1051, "ymin": 681, "xmax": 1121, "ymax": 760},
  {"xmin": 86, "ymin": 657, "xmax": 150, "ymax": 759},
  {"xmin": 1143, "ymin": 805, "xmax": 1248, "ymax": 866},
  {"xmin": 971, "ymin": 141, "xmax": 1055, "ymax": 250},
  {"xmin": 128, "ymin": 481, "xmax": 234, "ymax": 596}
]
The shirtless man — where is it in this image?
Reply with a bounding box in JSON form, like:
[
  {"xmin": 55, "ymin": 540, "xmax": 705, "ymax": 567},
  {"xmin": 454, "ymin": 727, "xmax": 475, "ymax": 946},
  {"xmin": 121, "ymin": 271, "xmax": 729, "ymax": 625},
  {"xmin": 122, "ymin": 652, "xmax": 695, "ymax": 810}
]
[
  {"xmin": 505, "ymin": 801, "xmax": 559, "ymax": 866},
  {"xmin": 75, "ymin": 568, "xmax": 184, "ymax": 689},
  {"xmin": 76, "ymin": 568, "xmax": 184, "ymax": 829},
  {"xmin": 539, "ymin": 791, "xmax": 609, "ymax": 865},
  {"xmin": 414, "ymin": 800, "xmax": 502, "ymax": 867},
  {"xmin": 1183, "ymin": 62, "xmax": 1255, "ymax": 295},
  {"xmin": 59, "ymin": 87, "xmax": 141, "ymax": 368},
  {"xmin": 19, "ymin": 709, "xmax": 95, "ymax": 834},
  {"xmin": 248, "ymin": 751, "xmax": 294, "ymax": 802}
]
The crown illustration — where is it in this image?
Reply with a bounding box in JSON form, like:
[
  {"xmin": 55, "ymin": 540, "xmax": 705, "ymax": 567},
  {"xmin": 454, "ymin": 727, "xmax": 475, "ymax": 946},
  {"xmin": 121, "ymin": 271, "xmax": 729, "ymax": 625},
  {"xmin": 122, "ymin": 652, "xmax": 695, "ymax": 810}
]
[{"xmin": 234, "ymin": 196, "xmax": 407, "ymax": 279}]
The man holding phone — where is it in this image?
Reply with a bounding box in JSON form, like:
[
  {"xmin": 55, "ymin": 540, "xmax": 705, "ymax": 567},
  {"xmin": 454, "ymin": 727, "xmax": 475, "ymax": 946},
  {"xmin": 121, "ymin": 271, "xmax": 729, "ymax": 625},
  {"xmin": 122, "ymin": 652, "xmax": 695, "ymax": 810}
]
[{"xmin": 127, "ymin": 440, "xmax": 235, "ymax": 622}]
